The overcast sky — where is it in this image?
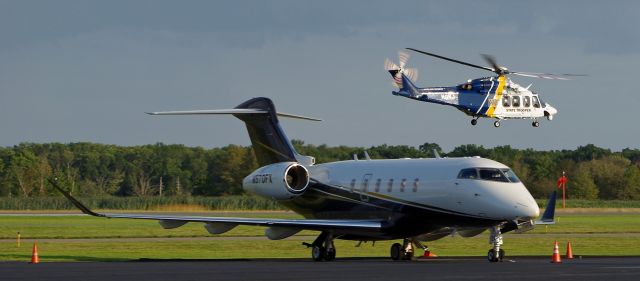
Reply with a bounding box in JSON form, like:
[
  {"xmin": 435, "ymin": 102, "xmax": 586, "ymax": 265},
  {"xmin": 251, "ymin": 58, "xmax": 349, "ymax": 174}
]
[{"xmin": 1, "ymin": 0, "xmax": 639, "ymax": 151}]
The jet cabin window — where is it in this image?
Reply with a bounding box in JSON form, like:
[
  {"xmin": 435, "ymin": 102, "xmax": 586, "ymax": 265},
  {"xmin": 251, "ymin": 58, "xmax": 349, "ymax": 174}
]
[{"xmin": 457, "ymin": 168, "xmax": 520, "ymax": 183}]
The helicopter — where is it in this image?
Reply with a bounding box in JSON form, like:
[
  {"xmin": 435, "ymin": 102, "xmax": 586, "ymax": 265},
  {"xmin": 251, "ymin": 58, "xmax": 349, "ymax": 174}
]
[{"xmin": 385, "ymin": 48, "xmax": 583, "ymax": 127}]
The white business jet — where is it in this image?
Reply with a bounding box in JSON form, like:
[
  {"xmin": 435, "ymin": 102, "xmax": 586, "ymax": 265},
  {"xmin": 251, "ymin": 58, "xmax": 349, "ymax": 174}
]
[{"xmin": 51, "ymin": 97, "xmax": 555, "ymax": 262}]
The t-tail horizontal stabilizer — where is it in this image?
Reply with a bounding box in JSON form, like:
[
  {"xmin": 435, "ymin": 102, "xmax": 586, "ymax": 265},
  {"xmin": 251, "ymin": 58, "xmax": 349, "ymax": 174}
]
[
  {"xmin": 535, "ymin": 191, "xmax": 557, "ymax": 225},
  {"xmin": 146, "ymin": 109, "xmax": 322, "ymax": 122}
]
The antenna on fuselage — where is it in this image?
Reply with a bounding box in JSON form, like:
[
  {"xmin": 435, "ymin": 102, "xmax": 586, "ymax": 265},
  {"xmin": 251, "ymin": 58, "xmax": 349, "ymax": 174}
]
[
  {"xmin": 363, "ymin": 151, "xmax": 371, "ymax": 161},
  {"xmin": 433, "ymin": 149, "xmax": 441, "ymax": 159}
]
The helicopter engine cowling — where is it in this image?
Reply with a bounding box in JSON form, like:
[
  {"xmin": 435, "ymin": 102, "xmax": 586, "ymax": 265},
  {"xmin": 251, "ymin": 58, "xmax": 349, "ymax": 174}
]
[{"xmin": 243, "ymin": 162, "xmax": 309, "ymax": 201}]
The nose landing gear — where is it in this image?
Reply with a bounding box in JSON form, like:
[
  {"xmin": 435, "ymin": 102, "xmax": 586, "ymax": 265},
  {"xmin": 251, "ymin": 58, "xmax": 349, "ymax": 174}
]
[{"xmin": 488, "ymin": 226, "xmax": 505, "ymax": 262}]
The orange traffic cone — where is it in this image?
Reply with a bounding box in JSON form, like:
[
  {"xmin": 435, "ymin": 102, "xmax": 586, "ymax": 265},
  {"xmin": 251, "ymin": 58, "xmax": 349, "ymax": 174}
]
[
  {"xmin": 551, "ymin": 241, "xmax": 562, "ymax": 263},
  {"xmin": 566, "ymin": 241, "xmax": 574, "ymax": 259},
  {"xmin": 30, "ymin": 243, "xmax": 40, "ymax": 264},
  {"xmin": 422, "ymin": 250, "xmax": 438, "ymax": 258}
]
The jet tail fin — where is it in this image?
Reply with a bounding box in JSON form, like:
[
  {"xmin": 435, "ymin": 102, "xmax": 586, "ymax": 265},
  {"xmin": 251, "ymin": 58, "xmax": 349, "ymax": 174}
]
[
  {"xmin": 536, "ymin": 191, "xmax": 557, "ymax": 225},
  {"xmin": 148, "ymin": 97, "xmax": 319, "ymax": 167}
]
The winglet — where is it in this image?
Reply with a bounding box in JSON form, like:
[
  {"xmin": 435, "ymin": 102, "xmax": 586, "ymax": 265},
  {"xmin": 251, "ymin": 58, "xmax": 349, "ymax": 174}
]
[
  {"xmin": 48, "ymin": 178, "xmax": 105, "ymax": 218},
  {"xmin": 536, "ymin": 191, "xmax": 557, "ymax": 225}
]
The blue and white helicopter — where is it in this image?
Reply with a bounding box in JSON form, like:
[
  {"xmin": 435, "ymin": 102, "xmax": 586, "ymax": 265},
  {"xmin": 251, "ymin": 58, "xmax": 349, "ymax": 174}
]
[{"xmin": 386, "ymin": 48, "xmax": 583, "ymax": 128}]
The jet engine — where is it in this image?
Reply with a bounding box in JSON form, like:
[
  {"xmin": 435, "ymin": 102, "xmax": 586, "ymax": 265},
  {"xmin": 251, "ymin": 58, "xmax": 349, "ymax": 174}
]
[{"xmin": 243, "ymin": 162, "xmax": 310, "ymax": 200}]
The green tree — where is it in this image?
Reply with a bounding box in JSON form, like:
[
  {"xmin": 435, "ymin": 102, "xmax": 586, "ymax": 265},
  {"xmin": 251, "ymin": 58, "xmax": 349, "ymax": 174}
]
[{"xmin": 569, "ymin": 165, "xmax": 599, "ymax": 199}]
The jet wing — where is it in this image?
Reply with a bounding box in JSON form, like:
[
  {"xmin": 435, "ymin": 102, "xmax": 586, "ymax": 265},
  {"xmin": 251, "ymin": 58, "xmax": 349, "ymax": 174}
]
[{"xmin": 49, "ymin": 179, "xmax": 383, "ymax": 236}]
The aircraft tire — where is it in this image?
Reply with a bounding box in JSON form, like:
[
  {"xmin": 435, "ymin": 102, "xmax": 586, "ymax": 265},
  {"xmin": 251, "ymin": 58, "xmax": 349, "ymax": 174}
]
[
  {"xmin": 493, "ymin": 121, "xmax": 501, "ymax": 128},
  {"xmin": 390, "ymin": 243, "xmax": 402, "ymax": 260},
  {"xmin": 487, "ymin": 249, "xmax": 499, "ymax": 262},
  {"xmin": 499, "ymin": 249, "xmax": 505, "ymax": 262},
  {"xmin": 312, "ymin": 246, "xmax": 326, "ymax": 261},
  {"xmin": 532, "ymin": 121, "xmax": 540, "ymax": 127},
  {"xmin": 471, "ymin": 119, "xmax": 478, "ymax": 126},
  {"xmin": 325, "ymin": 248, "xmax": 336, "ymax": 261}
]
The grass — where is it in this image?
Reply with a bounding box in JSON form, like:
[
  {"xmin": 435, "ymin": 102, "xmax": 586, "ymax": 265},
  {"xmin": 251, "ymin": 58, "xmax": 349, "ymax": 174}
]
[
  {"xmin": 1, "ymin": 212, "xmax": 639, "ymax": 261},
  {"xmin": 2, "ymin": 236, "xmax": 639, "ymax": 262}
]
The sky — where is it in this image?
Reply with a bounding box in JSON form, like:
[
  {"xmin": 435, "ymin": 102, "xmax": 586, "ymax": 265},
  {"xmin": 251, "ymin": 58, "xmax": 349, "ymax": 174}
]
[{"xmin": 1, "ymin": 0, "xmax": 639, "ymax": 152}]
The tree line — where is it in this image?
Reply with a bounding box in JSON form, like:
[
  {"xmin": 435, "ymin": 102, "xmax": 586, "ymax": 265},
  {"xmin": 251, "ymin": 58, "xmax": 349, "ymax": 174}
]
[{"xmin": 0, "ymin": 141, "xmax": 639, "ymax": 200}]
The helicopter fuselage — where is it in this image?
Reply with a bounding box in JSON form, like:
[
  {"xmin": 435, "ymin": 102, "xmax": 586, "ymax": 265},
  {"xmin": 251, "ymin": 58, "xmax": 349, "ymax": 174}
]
[{"xmin": 392, "ymin": 75, "xmax": 557, "ymax": 123}]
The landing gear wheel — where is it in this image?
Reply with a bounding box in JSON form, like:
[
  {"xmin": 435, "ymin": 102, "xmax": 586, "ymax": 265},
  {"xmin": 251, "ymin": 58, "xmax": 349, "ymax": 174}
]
[
  {"xmin": 532, "ymin": 121, "xmax": 540, "ymax": 127},
  {"xmin": 487, "ymin": 249, "xmax": 505, "ymax": 262},
  {"xmin": 402, "ymin": 251, "xmax": 414, "ymax": 260},
  {"xmin": 487, "ymin": 249, "xmax": 499, "ymax": 262},
  {"xmin": 312, "ymin": 246, "xmax": 326, "ymax": 262},
  {"xmin": 471, "ymin": 119, "xmax": 478, "ymax": 126},
  {"xmin": 390, "ymin": 243, "xmax": 402, "ymax": 260},
  {"xmin": 493, "ymin": 121, "xmax": 501, "ymax": 128},
  {"xmin": 325, "ymin": 248, "xmax": 336, "ymax": 261}
]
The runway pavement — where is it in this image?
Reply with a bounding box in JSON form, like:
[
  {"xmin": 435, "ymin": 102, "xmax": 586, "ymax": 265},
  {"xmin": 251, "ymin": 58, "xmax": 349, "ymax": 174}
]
[{"xmin": 1, "ymin": 257, "xmax": 640, "ymax": 281}]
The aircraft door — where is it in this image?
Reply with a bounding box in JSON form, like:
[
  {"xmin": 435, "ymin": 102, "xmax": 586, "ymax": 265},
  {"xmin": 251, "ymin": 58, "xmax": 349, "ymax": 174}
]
[{"xmin": 360, "ymin": 174, "xmax": 372, "ymax": 202}]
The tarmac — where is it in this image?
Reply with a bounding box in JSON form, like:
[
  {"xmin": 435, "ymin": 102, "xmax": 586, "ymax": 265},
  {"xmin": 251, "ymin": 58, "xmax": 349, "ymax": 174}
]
[{"xmin": 1, "ymin": 257, "xmax": 640, "ymax": 281}]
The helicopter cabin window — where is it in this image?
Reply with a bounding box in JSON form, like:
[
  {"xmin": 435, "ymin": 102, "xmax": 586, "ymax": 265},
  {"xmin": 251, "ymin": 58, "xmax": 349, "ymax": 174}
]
[
  {"xmin": 478, "ymin": 168, "xmax": 509, "ymax": 182},
  {"xmin": 532, "ymin": 96, "xmax": 541, "ymax": 108},
  {"xmin": 512, "ymin": 96, "xmax": 521, "ymax": 107},
  {"xmin": 502, "ymin": 96, "xmax": 511, "ymax": 107},
  {"xmin": 523, "ymin": 96, "xmax": 531, "ymax": 107},
  {"xmin": 387, "ymin": 179, "xmax": 394, "ymax": 192},
  {"xmin": 400, "ymin": 178, "xmax": 407, "ymax": 192},
  {"xmin": 375, "ymin": 178, "xmax": 381, "ymax": 192},
  {"xmin": 457, "ymin": 168, "xmax": 478, "ymax": 179}
]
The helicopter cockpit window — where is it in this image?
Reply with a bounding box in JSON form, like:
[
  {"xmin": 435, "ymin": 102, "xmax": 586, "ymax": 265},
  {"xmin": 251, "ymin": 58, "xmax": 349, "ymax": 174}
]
[
  {"xmin": 523, "ymin": 96, "xmax": 531, "ymax": 107},
  {"xmin": 512, "ymin": 96, "xmax": 520, "ymax": 107},
  {"xmin": 478, "ymin": 168, "xmax": 509, "ymax": 182},
  {"xmin": 459, "ymin": 84, "xmax": 472, "ymax": 90},
  {"xmin": 502, "ymin": 96, "xmax": 511, "ymax": 107},
  {"xmin": 532, "ymin": 96, "xmax": 541, "ymax": 108}
]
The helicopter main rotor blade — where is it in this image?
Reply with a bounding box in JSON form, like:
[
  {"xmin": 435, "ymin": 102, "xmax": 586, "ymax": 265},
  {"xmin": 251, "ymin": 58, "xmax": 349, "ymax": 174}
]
[
  {"xmin": 511, "ymin": 72, "xmax": 587, "ymax": 80},
  {"xmin": 481, "ymin": 54, "xmax": 505, "ymax": 75},
  {"xmin": 406, "ymin": 48, "xmax": 495, "ymax": 73}
]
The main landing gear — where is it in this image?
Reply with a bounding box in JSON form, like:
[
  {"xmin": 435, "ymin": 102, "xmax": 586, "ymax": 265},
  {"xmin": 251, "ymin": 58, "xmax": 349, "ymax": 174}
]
[
  {"xmin": 487, "ymin": 226, "xmax": 505, "ymax": 262},
  {"xmin": 304, "ymin": 232, "xmax": 336, "ymax": 261},
  {"xmin": 390, "ymin": 238, "xmax": 430, "ymax": 260},
  {"xmin": 493, "ymin": 120, "xmax": 501, "ymax": 128}
]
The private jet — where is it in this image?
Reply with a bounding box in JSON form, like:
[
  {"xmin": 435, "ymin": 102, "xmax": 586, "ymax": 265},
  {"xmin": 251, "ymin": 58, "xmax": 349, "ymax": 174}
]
[{"xmin": 51, "ymin": 97, "xmax": 555, "ymax": 262}]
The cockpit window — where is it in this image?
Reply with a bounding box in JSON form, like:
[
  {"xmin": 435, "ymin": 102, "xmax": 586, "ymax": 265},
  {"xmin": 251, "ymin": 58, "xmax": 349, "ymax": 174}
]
[
  {"xmin": 457, "ymin": 168, "xmax": 478, "ymax": 179},
  {"xmin": 501, "ymin": 169, "xmax": 521, "ymax": 183},
  {"xmin": 478, "ymin": 168, "xmax": 509, "ymax": 182},
  {"xmin": 532, "ymin": 96, "xmax": 541, "ymax": 108},
  {"xmin": 458, "ymin": 168, "xmax": 520, "ymax": 183}
]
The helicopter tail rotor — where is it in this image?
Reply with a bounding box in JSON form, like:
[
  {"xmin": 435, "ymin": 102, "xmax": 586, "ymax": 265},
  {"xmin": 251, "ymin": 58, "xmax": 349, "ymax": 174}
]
[{"xmin": 385, "ymin": 51, "xmax": 418, "ymax": 88}]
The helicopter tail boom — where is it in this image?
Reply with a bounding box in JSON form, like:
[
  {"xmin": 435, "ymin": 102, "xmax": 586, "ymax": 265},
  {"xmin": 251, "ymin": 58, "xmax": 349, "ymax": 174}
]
[{"xmin": 389, "ymin": 71, "xmax": 420, "ymax": 98}]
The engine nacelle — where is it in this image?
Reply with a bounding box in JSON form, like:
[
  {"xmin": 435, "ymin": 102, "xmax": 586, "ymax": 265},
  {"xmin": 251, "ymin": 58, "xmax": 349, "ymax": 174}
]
[{"xmin": 243, "ymin": 162, "xmax": 309, "ymax": 200}]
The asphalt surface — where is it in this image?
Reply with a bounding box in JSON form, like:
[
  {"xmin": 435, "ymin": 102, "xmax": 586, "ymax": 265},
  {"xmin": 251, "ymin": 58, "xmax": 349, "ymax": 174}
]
[{"xmin": 1, "ymin": 257, "xmax": 640, "ymax": 281}]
